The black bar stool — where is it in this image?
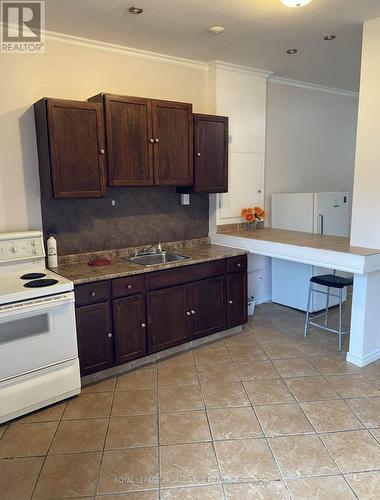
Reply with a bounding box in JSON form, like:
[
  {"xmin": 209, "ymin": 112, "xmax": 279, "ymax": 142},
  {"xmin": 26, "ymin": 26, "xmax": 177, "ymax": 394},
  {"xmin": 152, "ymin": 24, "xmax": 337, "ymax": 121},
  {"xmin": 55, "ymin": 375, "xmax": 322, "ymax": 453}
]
[{"xmin": 304, "ymin": 272, "xmax": 353, "ymax": 351}]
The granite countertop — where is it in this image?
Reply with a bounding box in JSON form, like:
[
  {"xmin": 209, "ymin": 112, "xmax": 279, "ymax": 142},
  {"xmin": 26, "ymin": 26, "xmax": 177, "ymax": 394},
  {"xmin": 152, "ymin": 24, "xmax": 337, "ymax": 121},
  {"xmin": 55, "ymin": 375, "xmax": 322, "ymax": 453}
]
[
  {"xmin": 217, "ymin": 227, "xmax": 380, "ymax": 257},
  {"xmin": 56, "ymin": 244, "xmax": 248, "ymax": 285}
]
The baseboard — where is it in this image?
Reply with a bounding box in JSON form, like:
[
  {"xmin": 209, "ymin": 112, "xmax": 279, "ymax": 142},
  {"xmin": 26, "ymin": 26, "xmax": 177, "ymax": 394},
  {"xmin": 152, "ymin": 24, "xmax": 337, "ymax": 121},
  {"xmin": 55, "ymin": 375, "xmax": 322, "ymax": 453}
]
[
  {"xmin": 255, "ymin": 295, "xmax": 272, "ymax": 305},
  {"xmin": 346, "ymin": 349, "xmax": 380, "ymax": 367}
]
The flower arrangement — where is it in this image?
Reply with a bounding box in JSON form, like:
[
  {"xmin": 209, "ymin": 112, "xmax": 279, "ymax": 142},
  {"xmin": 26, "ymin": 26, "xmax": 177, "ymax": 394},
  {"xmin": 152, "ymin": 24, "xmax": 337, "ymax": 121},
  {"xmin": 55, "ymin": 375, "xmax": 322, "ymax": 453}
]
[{"xmin": 241, "ymin": 206, "xmax": 266, "ymax": 230}]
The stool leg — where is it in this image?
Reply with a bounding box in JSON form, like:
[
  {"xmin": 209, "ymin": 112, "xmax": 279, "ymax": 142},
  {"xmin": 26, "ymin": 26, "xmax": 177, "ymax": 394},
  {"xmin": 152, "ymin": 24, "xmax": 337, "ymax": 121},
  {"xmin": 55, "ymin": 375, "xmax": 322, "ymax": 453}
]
[
  {"xmin": 304, "ymin": 284, "xmax": 312, "ymax": 338},
  {"xmin": 325, "ymin": 286, "xmax": 330, "ymax": 326},
  {"xmin": 338, "ymin": 288, "xmax": 343, "ymax": 352}
]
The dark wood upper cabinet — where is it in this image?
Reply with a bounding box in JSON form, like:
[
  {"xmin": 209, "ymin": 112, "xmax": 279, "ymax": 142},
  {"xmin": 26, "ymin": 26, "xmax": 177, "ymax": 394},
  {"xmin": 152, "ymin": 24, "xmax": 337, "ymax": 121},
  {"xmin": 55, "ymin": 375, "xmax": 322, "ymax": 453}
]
[
  {"xmin": 90, "ymin": 94, "xmax": 154, "ymax": 186},
  {"xmin": 76, "ymin": 301, "xmax": 113, "ymax": 376},
  {"xmin": 188, "ymin": 277, "xmax": 226, "ymax": 339},
  {"xmin": 152, "ymin": 100, "xmax": 193, "ymax": 185},
  {"xmin": 113, "ymin": 294, "xmax": 147, "ymax": 364},
  {"xmin": 34, "ymin": 98, "xmax": 106, "ymax": 199},
  {"xmin": 193, "ymin": 114, "xmax": 228, "ymax": 193},
  {"xmin": 147, "ymin": 285, "xmax": 190, "ymax": 353},
  {"xmin": 227, "ymin": 272, "xmax": 248, "ymax": 329}
]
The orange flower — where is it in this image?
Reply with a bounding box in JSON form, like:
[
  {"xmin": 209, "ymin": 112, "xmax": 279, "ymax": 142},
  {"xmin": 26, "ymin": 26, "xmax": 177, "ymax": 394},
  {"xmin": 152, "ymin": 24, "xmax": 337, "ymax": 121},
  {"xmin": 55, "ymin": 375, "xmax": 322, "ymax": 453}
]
[
  {"xmin": 253, "ymin": 206, "xmax": 266, "ymax": 219},
  {"xmin": 241, "ymin": 208, "xmax": 249, "ymax": 217},
  {"xmin": 245, "ymin": 212, "xmax": 256, "ymax": 223}
]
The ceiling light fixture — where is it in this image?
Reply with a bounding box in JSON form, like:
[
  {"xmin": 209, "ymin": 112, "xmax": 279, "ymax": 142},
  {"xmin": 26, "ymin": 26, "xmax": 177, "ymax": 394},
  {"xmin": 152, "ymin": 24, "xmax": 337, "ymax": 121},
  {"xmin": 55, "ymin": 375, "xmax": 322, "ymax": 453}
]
[
  {"xmin": 286, "ymin": 48, "xmax": 298, "ymax": 54},
  {"xmin": 324, "ymin": 34, "xmax": 336, "ymax": 41},
  {"xmin": 281, "ymin": 0, "xmax": 312, "ymax": 7},
  {"xmin": 208, "ymin": 26, "xmax": 225, "ymax": 35},
  {"xmin": 128, "ymin": 6, "xmax": 143, "ymax": 15}
]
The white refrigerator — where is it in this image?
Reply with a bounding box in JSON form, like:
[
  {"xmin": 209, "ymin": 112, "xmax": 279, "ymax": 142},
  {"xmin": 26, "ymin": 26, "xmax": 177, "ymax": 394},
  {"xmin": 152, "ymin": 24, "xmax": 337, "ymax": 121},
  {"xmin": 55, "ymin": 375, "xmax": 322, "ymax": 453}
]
[{"xmin": 271, "ymin": 192, "xmax": 350, "ymax": 312}]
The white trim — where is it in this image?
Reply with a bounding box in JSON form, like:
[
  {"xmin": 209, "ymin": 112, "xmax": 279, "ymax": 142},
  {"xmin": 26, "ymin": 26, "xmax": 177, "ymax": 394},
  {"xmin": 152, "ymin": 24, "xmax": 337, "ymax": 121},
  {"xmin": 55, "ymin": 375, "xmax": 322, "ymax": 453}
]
[
  {"xmin": 346, "ymin": 349, "xmax": 380, "ymax": 367},
  {"xmin": 255, "ymin": 295, "xmax": 272, "ymax": 305},
  {"xmin": 209, "ymin": 60, "xmax": 273, "ymax": 79},
  {"xmin": 269, "ymin": 75, "xmax": 359, "ymax": 98}
]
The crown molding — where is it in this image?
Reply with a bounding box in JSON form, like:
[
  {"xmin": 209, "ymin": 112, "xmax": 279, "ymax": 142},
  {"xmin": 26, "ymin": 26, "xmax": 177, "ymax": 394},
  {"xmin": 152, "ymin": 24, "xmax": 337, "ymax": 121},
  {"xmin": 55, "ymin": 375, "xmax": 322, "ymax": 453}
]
[
  {"xmin": 269, "ymin": 75, "xmax": 359, "ymax": 98},
  {"xmin": 209, "ymin": 60, "xmax": 273, "ymax": 79}
]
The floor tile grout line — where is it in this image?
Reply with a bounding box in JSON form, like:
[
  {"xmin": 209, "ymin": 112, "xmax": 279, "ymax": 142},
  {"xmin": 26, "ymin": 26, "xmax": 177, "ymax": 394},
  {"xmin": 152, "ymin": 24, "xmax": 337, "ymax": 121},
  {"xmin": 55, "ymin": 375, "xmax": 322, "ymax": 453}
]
[{"xmin": 156, "ymin": 358, "xmax": 162, "ymax": 499}]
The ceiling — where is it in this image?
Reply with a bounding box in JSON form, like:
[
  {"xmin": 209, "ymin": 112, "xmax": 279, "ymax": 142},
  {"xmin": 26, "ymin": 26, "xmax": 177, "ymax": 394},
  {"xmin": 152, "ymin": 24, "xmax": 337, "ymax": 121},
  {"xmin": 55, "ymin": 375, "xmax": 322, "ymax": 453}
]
[{"xmin": 43, "ymin": 0, "xmax": 380, "ymax": 91}]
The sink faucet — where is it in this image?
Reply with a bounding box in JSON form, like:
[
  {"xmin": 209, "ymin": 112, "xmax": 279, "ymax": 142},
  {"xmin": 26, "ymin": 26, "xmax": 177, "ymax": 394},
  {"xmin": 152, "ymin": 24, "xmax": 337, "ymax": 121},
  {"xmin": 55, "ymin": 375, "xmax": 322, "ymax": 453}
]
[{"xmin": 135, "ymin": 242, "xmax": 163, "ymax": 257}]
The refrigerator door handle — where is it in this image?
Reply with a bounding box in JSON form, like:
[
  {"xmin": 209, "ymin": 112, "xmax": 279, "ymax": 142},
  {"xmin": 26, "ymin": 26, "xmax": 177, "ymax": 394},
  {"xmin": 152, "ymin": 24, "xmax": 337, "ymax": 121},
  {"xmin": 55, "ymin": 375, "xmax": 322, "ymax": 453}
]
[{"xmin": 318, "ymin": 214, "xmax": 324, "ymax": 235}]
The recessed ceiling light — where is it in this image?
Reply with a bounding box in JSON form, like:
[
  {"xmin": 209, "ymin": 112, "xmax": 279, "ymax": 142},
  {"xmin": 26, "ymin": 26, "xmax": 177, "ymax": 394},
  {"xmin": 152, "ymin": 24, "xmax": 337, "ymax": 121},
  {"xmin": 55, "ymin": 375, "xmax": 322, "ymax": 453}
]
[
  {"xmin": 208, "ymin": 26, "xmax": 225, "ymax": 35},
  {"xmin": 128, "ymin": 6, "xmax": 143, "ymax": 15},
  {"xmin": 286, "ymin": 48, "xmax": 298, "ymax": 55},
  {"xmin": 281, "ymin": 0, "xmax": 312, "ymax": 7},
  {"xmin": 324, "ymin": 34, "xmax": 336, "ymax": 41}
]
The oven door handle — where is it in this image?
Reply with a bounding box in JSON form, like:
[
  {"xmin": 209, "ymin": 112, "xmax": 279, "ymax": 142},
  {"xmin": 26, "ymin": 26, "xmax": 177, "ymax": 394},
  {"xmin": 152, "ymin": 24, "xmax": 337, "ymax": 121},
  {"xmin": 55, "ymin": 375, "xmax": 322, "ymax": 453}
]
[{"xmin": 0, "ymin": 292, "xmax": 74, "ymax": 319}]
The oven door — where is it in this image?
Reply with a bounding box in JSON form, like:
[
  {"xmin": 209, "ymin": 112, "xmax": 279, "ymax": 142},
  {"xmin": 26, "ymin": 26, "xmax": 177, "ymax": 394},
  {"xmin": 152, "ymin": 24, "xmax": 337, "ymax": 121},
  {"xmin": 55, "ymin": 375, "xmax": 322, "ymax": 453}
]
[{"xmin": 0, "ymin": 292, "xmax": 78, "ymax": 382}]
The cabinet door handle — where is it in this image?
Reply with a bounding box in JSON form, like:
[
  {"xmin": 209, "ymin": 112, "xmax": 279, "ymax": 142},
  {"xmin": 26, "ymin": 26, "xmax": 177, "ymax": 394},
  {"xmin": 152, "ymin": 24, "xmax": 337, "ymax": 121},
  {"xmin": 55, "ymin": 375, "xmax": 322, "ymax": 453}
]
[
  {"xmin": 141, "ymin": 323, "xmax": 146, "ymax": 328},
  {"xmin": 107, "ymin": 332, "xmax": 113, "ymax": 338},
  {"xmin": 191, "ymin": 310, "xmax": 196, "ymax": 315},
  {"xmin": 196, "ymin": 152, "xmax": 201, "ymax": 157},
  {"xmin": 90, "ymin": 291, "xmax": 96, "ymax": 297},
  {"xmin": 155, "ymin": 138, "xmax": 160, "ymax": 143},
  {"xmin": 149, "ymin": 138, "xmax": 155, "ymax": 143},
  {"xmin": 228, "ymin": 300, "xmax": 233, "ymax": 305},
  {"xmin": 100, "ymin": 148, "xmax": 105, "ymax": 155},
  {"xmin": 186, "ymin": 311, "xmax": 191, "ymax": 316}
]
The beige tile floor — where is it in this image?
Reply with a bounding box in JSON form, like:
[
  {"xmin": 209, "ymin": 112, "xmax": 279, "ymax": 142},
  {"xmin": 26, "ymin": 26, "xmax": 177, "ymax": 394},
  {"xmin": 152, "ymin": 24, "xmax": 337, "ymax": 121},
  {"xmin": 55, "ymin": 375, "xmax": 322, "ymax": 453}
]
[{"xmin": 1, "ymin": 302, "xmax": 380, "ymax": 499}]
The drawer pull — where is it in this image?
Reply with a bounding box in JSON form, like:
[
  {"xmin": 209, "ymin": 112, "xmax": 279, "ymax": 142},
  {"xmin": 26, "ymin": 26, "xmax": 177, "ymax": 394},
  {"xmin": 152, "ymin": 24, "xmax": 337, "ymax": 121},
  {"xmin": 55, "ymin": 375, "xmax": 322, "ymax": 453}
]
[
  {"xmin": 228, "ymin": 300, "xmax": 233, "ymax": 305},
  {"xmin": 90, "ymin": 291, "xmax": 96, "ymax": 297},
  {"xmin": 107, "ymin": 332, "xmax": 113, "ymax": 338},
  {"xmin": 141, "ymin": 323, "xmax": 146, "ymax": 328},
  {"xmin": 237, "ymin": 263, "xmax": 241, "ymax": 268},
  {"xmin": 127, "ymin": 284, "xmax": 132, "ymax": 289}
]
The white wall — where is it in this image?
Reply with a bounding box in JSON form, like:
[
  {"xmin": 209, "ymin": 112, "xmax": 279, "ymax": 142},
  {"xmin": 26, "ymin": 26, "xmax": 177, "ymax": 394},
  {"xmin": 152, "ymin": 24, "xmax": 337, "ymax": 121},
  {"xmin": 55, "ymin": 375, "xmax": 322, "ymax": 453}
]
[
  {"xmin": 0, "ymin": 38, "xmax": 209, "ymax": 233},
  {"xmin": 351, "ymin": 17, "xmax": 380, "ymax": 249},
  {"xmin": 265, "ymin": 81, "xmax": 358, "ymax": 224}
]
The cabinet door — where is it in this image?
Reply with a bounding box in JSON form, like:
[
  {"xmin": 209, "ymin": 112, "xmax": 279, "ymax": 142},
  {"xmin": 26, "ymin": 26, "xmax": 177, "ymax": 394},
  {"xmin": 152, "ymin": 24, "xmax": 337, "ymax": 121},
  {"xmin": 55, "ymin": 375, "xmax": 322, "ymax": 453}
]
[
  {"xmin": 227, "ymin": 272, "xmax": 248, "ymax": 328},
  {"xmin": 147, "ymin": 285, "xmax": 190, "ymax": 353},
  {"xmin": 76, "ymin": 302, "xmax": 113, "ymax": 376},
  {"xmin": 45, "ymin": 99, "xmax": 106, "ymax": 198},
  {"xmin": 113, "ymin": 294, "xmax": 147, "ymax": 364},
  {"xmin": 152, "ymin": 100, "xmax": 193, "ymax": 185},
  {"xmin": 104, "ymin": 95, "xmax": 154, "ymax": 186},
  {"xmin": 188, "ymin": 277, "xmax": 226, "ymax": 339},
  {"xmin": 194, "ymin": 114, "xmax": 228, "ymax": 193}
]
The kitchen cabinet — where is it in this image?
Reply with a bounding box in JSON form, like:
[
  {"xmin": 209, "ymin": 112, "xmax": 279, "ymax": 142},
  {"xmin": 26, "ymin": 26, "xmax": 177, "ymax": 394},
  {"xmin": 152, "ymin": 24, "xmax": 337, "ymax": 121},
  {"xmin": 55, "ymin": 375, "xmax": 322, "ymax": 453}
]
[
  {"xmin": 34, "ymin": 98, "xmax": 106, "ymax": 199},
  {"xmin": 193, "ymin": 114, "xmax": 228, "ymax": 192},
  {"xmin": 113, "ymin": 294, "xmax": 147, "ymax": 364},
  {"xmin": 147, "ymin": 285, "xmax": 190, "ymax": 353},
  {"xmin": 76, "ymin": 302, "xmax": 113, "ymax": 376},
  {"xmin": 227, "ymin": 272, "xmax": 248, "ymax": 328},
  {"xmin": 89, "ymin": 94, "xmax": 193, "ymax": 186}
]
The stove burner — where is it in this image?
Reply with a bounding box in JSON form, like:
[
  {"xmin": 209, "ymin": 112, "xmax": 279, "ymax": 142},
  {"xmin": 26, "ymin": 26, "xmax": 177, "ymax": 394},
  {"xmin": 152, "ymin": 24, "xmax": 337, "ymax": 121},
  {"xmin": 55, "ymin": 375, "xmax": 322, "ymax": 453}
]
[
  {"xmin": 23, "ymin": 278, "xmax": 59, "ymax": 288},
  {"xmin": 20, "ymin": 272, "xmax": 46, "ymax": 280}
]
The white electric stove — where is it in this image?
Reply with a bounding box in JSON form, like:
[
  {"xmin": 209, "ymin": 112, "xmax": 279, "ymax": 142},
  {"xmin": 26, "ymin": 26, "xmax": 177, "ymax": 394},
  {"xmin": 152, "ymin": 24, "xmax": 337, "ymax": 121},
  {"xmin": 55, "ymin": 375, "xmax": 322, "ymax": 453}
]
[{"xmin": 0, "ymin": 231, "xmax": 81, "ymax": 423}]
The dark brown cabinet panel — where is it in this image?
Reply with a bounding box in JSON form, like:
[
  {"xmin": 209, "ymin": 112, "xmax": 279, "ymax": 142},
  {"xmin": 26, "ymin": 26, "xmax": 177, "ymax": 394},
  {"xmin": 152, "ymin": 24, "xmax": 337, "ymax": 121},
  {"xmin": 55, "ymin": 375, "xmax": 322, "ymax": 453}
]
[
  {"xmin": 76, "ymin": 301, "xmax": 113, "ymax": 375},
  {"xmin": 227, "ymin": 272, "xmax": 248, "ymax": 328},
  {"xmin": 147, "ymin": 285, "xmax": 190, "ymax": 353},
  {"xmin": 34, "ymin": 98, "xmax": 106, "ymax": 199},
  {"xmin": 101, "ymin": 95, "xmax": 154, "ymax": 186},
  {"xmin": 113, "ymin": 294, "xmax": 147, "ymax": 364},
  {"xmin": 152, "ymin": 100, "xmax": 193, "ymax": 185},
  {"xmin": 188, "ymin": 277, "xmax": 226, "ymax": 339},
  {"xmin": 193, "ymin": 114, "xmax": 228, "ymax": 193}
]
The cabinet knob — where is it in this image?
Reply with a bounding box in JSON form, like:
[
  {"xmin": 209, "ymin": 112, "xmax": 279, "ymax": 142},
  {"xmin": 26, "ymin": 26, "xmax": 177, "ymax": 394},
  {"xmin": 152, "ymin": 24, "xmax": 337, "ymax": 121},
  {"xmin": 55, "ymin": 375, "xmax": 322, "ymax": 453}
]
[
  {"xmin": 228, "ymin": 300, "xmax": 233, "ymax": 305},
  {"xmin": 186, "ymin": 311, "xmax": 191, "ymax": 316},
  {"xmin": 237, "ymin": 263, "xmax": 241, "ymax": 268},
  {"xmin": 155, "ymin": 138, "xmax": 160, "ymax": 143},
  {"xmin": 149, "ymin": 138, "xmax": 155, "ymax": 143},
  {"xmin": 90, "ymin": 291, "xmax": 96, "ymax": 297},
  {"xmin": 141, "ymin": 323, "xmax": 146, "ymax": 328},
  {"xmin": 100, "ymin": 148, "xmax": 105, "ymax": 155},
  {"xmin": 127, "ymin": 284, "xmax": 132, "ymax": 289},
  {"xmin": 191, "ymin": 310, "xmax": 196, "ymax": 315},
  {"xmin": 258, "ymin": 190, "xmax": 262, "ymax": 194},
  {"xmin": 107, "ymin": 332, "xmax": 113, "ymax": 338},
  {"xmin": 196, "ymin": 152, "xmax": 201, "ymax": 157}
]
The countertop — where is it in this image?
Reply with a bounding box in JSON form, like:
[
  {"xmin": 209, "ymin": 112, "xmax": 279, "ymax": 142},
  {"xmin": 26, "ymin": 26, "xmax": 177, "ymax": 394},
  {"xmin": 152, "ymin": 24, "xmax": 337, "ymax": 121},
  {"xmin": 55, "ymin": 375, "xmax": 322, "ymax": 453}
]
[{"xmin": 57, "ymin": 244, "xmax": 247, "ymax": 285}]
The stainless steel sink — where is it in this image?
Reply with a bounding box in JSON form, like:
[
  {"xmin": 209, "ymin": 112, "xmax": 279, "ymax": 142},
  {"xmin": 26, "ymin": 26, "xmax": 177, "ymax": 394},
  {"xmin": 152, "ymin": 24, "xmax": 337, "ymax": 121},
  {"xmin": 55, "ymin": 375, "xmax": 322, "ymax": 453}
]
[{"xmin": 129, "ymin": 252, "xmax": 190, "ymax": 266}]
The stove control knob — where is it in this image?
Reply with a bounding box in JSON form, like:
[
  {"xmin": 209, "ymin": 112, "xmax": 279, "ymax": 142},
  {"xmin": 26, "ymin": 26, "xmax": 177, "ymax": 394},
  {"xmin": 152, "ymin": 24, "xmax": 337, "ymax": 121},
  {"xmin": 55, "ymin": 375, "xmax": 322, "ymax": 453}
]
[
  {"xmin": 31, "ymin": 240, "xmax": 37, "ymax": 246},
  {"xmin": 11, "ymin": 246, "xmax": 18, "ymax": 253}
]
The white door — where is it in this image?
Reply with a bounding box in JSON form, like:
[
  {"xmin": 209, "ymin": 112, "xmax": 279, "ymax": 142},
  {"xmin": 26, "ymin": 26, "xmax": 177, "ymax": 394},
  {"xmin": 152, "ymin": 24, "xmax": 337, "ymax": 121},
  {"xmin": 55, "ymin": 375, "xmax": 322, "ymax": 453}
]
[{"xmin": 313, "ymin": 192, "xmax": 350, "ymax": 237}]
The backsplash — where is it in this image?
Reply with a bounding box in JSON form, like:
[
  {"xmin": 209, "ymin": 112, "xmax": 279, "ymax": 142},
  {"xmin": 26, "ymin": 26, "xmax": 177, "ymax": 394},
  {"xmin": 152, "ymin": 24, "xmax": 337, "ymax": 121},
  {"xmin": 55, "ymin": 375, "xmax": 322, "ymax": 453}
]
[{"xmin": 41, "ymin": 187, "xmax": 209, "ymax": 255}]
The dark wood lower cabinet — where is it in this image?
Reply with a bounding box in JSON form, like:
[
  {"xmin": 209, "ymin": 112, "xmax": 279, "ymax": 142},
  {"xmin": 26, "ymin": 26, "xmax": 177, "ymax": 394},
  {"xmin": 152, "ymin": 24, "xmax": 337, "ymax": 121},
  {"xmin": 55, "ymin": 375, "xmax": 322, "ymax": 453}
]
[
  {"xmin": 147, "ymin": 285, "xmax": 190, "ymax": 353},
  {"xmin": 113, "ymin": 294, "xmax": 147, "ymax": 364},
  {"xmin": 227, "ymin": 272, "xmax": 248, "ymax": 328},
  {"xmin": 188, "ymin": 277, "xmax": 226, "ymax": 339},
  {"xmin": 76, "ymin": 301, "xmax": 113, "ymax": 376}
]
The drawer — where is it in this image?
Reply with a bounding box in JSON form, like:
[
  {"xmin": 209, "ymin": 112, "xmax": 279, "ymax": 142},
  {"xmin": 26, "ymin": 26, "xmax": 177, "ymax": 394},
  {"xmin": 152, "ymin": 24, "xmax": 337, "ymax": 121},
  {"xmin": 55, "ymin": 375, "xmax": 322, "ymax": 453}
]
[
  {"xmin": 146, "ymin": 259, "xmax": 226, "ymax": 291},
  {"xmin": 227, "ymin": 255, "xmax": 247, "ymax": 274},
  {"xmin": 75, "ymin": 281, "xmax": 110, "ymax": 306},
  {"xmin": 112, "ymin": 275, "xmax": 146, "ymax": 298}
]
